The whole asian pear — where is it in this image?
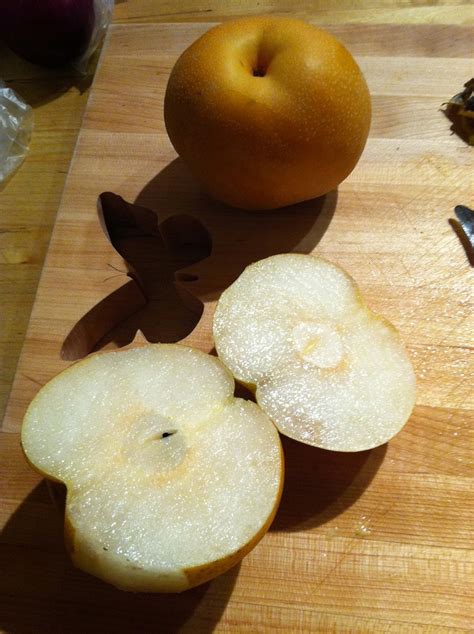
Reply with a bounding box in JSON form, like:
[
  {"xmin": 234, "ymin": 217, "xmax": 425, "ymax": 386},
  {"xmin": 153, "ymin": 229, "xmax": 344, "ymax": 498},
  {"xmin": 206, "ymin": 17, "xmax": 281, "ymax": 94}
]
[{"xmin": 164, "ymin": 16, "xmax": 371, "ymax": 210}]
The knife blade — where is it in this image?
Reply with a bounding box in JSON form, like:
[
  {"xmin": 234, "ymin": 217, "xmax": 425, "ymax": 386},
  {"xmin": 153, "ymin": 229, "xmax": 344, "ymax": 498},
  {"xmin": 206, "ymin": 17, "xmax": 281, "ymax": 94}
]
[{"xmin": 454, "ymin": 205, "xmax": 474, "ymax": 249}]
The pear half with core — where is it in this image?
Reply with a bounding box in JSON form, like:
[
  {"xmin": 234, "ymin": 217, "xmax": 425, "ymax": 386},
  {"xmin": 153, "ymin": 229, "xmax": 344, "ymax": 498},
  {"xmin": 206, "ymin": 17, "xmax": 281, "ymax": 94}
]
[
  {"xmin": 213, "ymin": 254, "xmax": 416, "ymax": 452},
  {"xmin": 21, "ymin": 345, "xmax": 283, "ymax": 592}
]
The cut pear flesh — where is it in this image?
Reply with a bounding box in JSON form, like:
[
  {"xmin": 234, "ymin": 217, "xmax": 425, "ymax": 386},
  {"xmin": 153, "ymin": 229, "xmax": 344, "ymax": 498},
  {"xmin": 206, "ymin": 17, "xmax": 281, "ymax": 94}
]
[
  {"xmin": 213, "ymin": 254, "xmax": 416, "ymax": 452},
  {"xmin": 21, "ymin": 345, "xmax": 283, "ymax": 592}
]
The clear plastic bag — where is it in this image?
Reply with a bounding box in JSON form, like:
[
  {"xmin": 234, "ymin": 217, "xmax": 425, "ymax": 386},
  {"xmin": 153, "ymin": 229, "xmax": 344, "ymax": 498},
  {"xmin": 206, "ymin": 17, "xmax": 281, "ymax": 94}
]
[
  {"xmin": 0, "ymin": 81, "xmax": 33, "ymax": 184},
  {"xmin": 74, "ymin": 0, "xmax": 115, "ymax": 74}
]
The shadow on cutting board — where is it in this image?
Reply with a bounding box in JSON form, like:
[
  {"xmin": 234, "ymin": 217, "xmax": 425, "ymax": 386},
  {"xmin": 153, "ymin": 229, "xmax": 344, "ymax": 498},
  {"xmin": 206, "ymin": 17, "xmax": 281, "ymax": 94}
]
[
  {"xmin": 210, "ymin": 365, "xmax": 388, "ymax": 533},
  {"xmin": 0, "ymin": 481, "xmax": 239, "ymax": 633},
  {"xmin": 0, "ymin": 42, "xmax": 94, "ymax": 107},
  {"xmin": 61, "ymin": 158, "xmax": 337, "ymax": 359},
  {"xmin": 190, "ymin": 370, "xmax": 387, "ymax": 534},
  {"xmin": 271, "ymin": 440, "xmax": 387, "ymax": 532},
  {"xmin": 134, "ymin": 158, "xmax": 337, "ymax": 302}
]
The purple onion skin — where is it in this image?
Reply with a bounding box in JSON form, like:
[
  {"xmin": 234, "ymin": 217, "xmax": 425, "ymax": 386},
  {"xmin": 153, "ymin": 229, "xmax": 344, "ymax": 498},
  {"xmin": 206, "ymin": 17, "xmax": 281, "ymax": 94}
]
[{"xmin": 0, "ymin": 0, "xmax": 96, "ymax": 67}]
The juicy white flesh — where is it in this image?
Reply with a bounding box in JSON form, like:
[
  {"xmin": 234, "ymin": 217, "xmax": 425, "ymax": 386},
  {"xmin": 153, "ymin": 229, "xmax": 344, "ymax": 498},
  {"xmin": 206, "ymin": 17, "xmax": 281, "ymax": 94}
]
[
  {"xmin": 21, "ymin": 345, "xmax": 282, "ymax": 592},
  {"xmin": 213, "ymin": 254, "xmax": 416, "ymax": 451}
]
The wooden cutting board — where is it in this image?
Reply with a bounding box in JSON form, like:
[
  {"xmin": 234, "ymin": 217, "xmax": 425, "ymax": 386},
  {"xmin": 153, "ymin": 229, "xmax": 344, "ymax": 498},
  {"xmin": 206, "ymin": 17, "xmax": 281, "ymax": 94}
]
[{"xmin": 1, "ymin": 22, "xmax": 473, "ymax": 632}]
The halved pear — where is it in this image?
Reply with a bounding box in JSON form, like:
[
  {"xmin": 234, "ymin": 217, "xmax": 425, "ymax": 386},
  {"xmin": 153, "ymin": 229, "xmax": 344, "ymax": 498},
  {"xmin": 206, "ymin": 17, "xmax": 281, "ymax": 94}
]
[
  {"xmin": 213, "ymin": 254, "xmax": 416, "ymax": 452},
  {"xmin": 21, "ymin": 345, "xmax": 283, "ymax": 592}
]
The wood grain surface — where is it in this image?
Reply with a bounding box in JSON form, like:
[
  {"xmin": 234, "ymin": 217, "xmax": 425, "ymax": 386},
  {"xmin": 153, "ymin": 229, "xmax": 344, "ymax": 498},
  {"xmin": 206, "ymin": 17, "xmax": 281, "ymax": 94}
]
[
  {"xmin": 1, "ymin": 9, "xmax": 473, "ymax": 634},
  {"xmin": 1, "ymin": 1, "xmax": 472, "ymax": 423},
  {"xmin": 113, "ymin": 0, "xmax": 474, "ymax": 26}
]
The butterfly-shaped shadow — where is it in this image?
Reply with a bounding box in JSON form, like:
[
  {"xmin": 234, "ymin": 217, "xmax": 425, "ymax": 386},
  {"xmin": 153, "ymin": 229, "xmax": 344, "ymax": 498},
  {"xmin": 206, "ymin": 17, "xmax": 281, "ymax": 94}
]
[{"xmin": 61, "ymin": 192, "xmax": 212, "ymax": 360}]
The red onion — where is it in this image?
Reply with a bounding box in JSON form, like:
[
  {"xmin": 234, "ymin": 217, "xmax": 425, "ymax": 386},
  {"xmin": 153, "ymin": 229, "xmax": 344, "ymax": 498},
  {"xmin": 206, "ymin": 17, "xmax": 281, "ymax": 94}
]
[{"xmin": 0, "ymin": 0, "xmax": 96, "ymax": 67}]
